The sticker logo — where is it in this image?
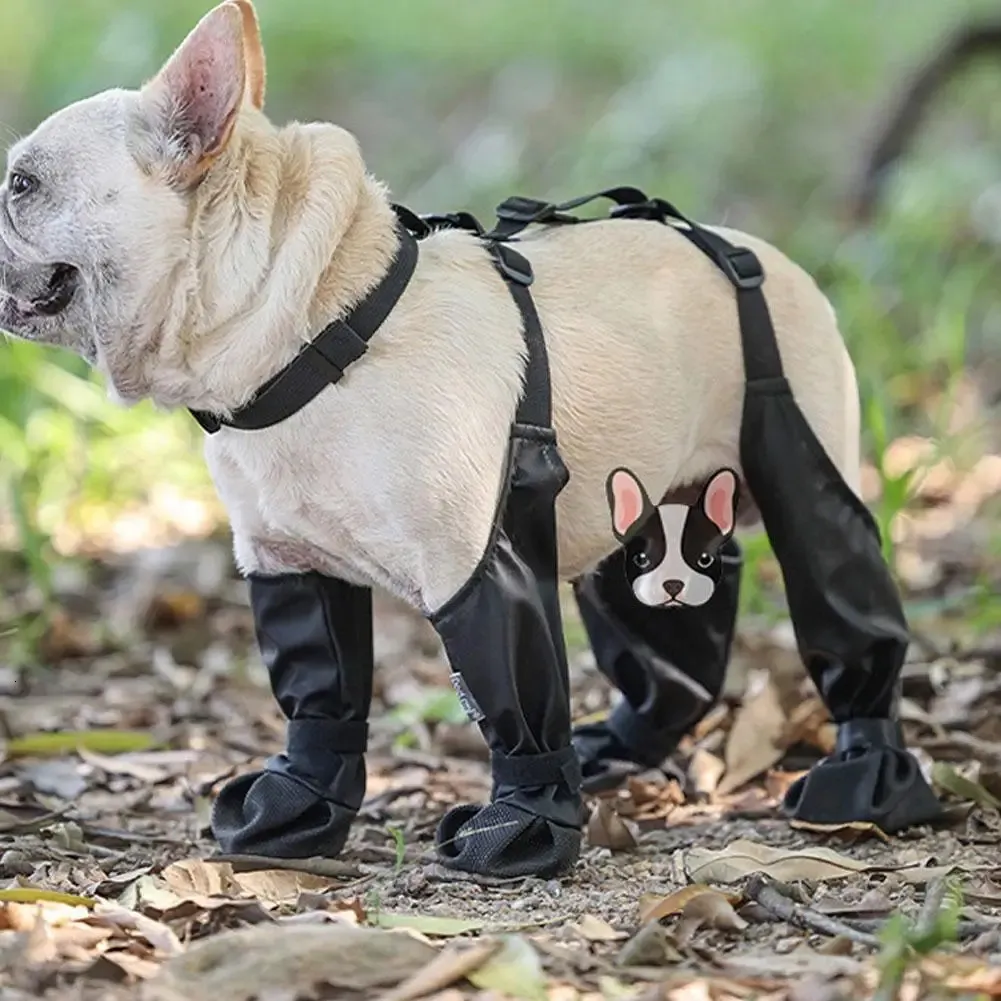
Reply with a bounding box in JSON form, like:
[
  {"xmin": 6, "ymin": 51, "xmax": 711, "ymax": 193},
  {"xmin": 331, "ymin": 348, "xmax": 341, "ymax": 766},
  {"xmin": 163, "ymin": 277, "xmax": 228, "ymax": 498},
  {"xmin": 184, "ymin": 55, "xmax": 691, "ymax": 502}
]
[{"xmin": 605, "ymin": 467, "xmax": 740, "ymax": 608}]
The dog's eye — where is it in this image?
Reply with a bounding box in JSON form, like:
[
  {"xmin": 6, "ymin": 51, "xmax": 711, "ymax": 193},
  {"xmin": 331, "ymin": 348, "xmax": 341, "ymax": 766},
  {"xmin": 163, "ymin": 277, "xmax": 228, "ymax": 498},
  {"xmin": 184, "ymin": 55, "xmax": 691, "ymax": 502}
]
[
  {"xmin": 8, "ymin": 171, "xmax": 37, "ymax": 198},
  {"xmin": 696, "ymin": 552, "xmax": 713, "ymax": 569},
  {"xmin": 633, "ymin": 552, "xmax": 652, "ymax": 571}
]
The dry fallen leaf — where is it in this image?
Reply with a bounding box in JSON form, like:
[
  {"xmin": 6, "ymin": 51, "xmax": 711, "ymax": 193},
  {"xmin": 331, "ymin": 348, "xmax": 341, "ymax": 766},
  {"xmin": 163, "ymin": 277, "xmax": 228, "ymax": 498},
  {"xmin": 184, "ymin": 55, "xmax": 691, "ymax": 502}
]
[
  {"xmin": 465, "ymin": 934, "xmax": 547, "ymax": 1001},
  {"xmin": 673, "ymin": 837, "xmax": 982, "ymax": 885},
  {"xmin": 572, "ymin": 914, "xmax": 627, "ymax": 942},
  {"xmin": 689, "ymin": 749, "xmax": 725, "ymax": 799},
  {"xmin": 674, "ymin": 890, "xmax": 749, "ymax": 946},
  {"xmin": 615, "ymin": 922, "xmax": 684, "ymax": 968},
  {"xmin": 379, "ymin": 938, "xmax": 503, "ymax": 1001},
  {"xmin": 811, "ymin": 888, "xmax": 893, "ymax": 918},
  {"xmin": 788, "ymin": 818, "xmax": 891, "ymax": 843},
  {"xmin": 638, "ymin": 884, "xmax": 740, "ymax": 925},
  {"xmin": 143, "ymin": 924, "xmax": 436, "ymax": 1001},
  {"xmin": 160, "ymin": 859, "xmax": 232, "ymax": 898},
  {"xmin": 371, "ymin": 912, "xmax": 485, "ymax": 937},
  {"xmin": 586, "ymin": 801, "xmax": 638, "ymax": 852},
  {"xmin": 781, "ymin": 697, "xmax": 835, "ymax": 755},
  {"xmin": 717, "ymin": 676, "xmax": 787, "ymax": 796}
]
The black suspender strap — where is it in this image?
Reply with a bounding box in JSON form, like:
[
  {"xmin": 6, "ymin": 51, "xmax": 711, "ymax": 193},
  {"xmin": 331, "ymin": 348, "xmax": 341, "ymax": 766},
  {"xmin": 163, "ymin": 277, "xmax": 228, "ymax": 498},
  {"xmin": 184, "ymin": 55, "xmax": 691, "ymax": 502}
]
[
  {"xmin": 189, "ymin": 217, "xmax": 419, "ymax": 434},
  {"xmin": 484, "ymin": 186, "xmax": 785, "ymax": 387}
]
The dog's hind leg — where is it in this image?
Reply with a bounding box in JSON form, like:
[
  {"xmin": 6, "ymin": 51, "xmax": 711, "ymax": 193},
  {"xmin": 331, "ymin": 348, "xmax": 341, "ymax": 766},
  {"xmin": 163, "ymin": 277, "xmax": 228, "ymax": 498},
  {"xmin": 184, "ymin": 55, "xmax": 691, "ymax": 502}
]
[
  {"xmin": 571, "ymin": 538, "xmax": 741, "ymax": 791},
  {"xmin": 737, "ymin": 285, "xmax": 941, "ymax": 832}
]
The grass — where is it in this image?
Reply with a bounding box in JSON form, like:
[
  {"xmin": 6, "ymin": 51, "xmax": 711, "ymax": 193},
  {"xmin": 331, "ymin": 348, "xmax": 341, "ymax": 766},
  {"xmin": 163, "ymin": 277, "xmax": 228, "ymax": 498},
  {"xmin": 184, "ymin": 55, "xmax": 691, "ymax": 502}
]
[{"xmin": 0, "ymin": 0, "xmax": 998, "ymax": 623}]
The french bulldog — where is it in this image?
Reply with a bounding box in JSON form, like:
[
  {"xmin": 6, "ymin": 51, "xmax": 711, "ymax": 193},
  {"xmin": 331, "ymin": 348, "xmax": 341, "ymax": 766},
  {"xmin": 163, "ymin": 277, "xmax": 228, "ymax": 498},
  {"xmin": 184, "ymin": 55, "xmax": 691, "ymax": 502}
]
[
  {"xmin": 0, "ymin": 0, "xmax": 861, "ymax": 615},
  {"xmin": 4, "ymin": 2, "xmax": 938, "ymax": 879}
]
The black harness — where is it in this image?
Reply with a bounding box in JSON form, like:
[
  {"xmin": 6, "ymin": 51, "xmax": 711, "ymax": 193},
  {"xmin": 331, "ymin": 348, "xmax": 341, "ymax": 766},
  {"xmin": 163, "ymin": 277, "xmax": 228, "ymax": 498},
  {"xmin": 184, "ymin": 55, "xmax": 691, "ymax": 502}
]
[
  {"xmin": 188, "ymin": 187, "xmax": 779, "ymax": 439},
  {"xmin": 206, "ymin": 188, "xmax": 944, "ymax": 872}
]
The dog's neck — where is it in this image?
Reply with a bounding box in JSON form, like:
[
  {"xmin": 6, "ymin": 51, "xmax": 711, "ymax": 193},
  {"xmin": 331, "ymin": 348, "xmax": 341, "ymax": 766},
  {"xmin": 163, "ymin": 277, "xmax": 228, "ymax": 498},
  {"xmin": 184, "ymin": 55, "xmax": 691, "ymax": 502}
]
[{"xmin": 106, "ymin": 115, "xmax": 399, "ymax": 414}]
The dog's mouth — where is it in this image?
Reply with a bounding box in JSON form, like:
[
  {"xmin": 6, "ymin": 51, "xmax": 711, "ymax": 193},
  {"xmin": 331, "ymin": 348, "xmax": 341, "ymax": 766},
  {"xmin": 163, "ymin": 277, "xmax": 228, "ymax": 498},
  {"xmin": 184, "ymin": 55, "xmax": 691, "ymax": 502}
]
[{"xmin": 31, "ymin": 264, "xmax": 79, "ymax": 317}]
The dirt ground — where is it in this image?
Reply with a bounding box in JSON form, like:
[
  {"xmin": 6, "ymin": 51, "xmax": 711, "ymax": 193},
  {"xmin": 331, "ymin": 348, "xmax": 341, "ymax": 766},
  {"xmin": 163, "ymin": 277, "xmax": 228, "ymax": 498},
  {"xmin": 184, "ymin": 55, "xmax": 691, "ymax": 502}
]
[{"xmin": 0, "ymin": 516, "xmax": 1000, "ymax": 1000}]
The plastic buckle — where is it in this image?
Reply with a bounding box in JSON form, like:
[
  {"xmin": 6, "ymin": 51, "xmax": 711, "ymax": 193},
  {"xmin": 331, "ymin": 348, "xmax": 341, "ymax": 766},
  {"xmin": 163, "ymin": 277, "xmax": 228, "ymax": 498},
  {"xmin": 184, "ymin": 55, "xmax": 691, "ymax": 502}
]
[
  {"xmin": 609, "ymin": 199, "xmax": 666, "ymax": 222},
  {"xmin": 490, "ymin": 244, "xmax": 534, "ymax": 285},
  {"xmin": 424, "ymin": 211, "xmax": 484, "ymax": 236},
  {"xmin": 719, "ymin": 247, "xmax": 765, "ymax": 290},
  {"xmin": 495, "ymin": 196, "xmax": 554, "ymax": 225}
]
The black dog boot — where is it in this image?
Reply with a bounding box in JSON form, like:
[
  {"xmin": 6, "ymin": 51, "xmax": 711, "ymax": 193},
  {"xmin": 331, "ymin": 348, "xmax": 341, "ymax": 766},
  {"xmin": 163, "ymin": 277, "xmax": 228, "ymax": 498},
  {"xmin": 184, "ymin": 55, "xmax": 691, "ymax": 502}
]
[
  {"xmin": 572, "ymin": 537, "xmax": 741, "ymax": 792},
  {"xmin": 735, "ymin": 268, "xmax": 941, "ymax": 832},
  {"xmin": 429, "ymin": 426, "xmax": 583, "ymax": 879},
  {"xmin": 211, "ymin": 572, "xmax": 373, "ymax": 857}
]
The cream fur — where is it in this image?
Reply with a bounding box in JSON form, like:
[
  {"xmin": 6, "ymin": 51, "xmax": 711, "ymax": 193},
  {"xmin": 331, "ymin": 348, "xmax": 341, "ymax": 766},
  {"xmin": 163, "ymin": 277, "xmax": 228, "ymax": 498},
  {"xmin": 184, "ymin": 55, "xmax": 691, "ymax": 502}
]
[{"xmin": 0, "ymin": 1, "xmax": 862, "ymax": 615}]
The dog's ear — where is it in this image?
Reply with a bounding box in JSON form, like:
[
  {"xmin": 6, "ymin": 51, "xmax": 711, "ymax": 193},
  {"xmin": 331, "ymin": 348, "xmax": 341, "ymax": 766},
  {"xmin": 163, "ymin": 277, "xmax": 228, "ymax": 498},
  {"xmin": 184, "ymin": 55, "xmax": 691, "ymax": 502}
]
[
  {"xmin": 606, "ymin": 467, "xmax": 655, "ymax": 543},
  {"xmin": 140, "ymin": 1, "xmax": 263, "ymax": 184},
  {"xmin": 232, "ymin": 0, "xmax": 266, "ymax": 110},
  {"xmin": 699, "ymin": 468, "xmax": 740, "ymax": 536}
]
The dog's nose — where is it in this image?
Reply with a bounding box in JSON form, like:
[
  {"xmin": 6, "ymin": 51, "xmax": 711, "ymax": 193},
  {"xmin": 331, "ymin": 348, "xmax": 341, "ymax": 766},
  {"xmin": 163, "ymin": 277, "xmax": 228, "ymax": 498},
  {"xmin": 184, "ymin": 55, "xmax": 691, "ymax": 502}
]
[{"xmin": 663, "ymin": 579, "xmax": 684, "ymax": 598}]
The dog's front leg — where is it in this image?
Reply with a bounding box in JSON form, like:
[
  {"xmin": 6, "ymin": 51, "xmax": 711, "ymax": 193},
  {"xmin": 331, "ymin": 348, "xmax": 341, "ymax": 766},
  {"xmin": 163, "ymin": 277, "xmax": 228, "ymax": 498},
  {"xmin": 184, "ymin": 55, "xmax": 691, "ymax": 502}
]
[
  {"xmin": 427, "ymin": 426, "xmax": 584, "ymax": 879},
  {"xmin": 207, "ymin": 449, "xmax": 374, "ymax": 859},
  {"xmin": 211, "ymin": 562, "xmax": 374, "ymax": 859}
]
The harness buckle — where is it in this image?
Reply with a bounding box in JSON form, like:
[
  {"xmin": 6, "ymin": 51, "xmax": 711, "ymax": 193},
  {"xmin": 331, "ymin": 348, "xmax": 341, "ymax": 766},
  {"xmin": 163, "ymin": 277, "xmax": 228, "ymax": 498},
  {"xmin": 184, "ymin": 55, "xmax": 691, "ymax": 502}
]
[
  {"xmin": 719, "ymin": 246, "xmax": 765, "ymax": 290},
  {"xmin": 495, "ymin": 196, "xmax": 555, "ymax": 225},
  {"xmin": 423, "ymin": 211, "xmax": 484, "ymax": 236},
  {"xmin": 489, "ymin": 244, "xmax": 534, "ymax": 286}
]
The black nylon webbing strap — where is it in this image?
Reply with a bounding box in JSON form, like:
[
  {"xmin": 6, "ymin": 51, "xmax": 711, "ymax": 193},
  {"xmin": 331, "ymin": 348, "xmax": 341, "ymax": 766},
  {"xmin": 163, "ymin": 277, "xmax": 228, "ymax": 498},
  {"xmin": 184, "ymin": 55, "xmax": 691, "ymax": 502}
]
[
  {"xmin": 668, "ymin": 223, "xmax": 785, "ymax": 386},
  {"xmin": 490, "ymin": 746, "xmax": 582, "ymax": 789},
  {"xmin": 189, "ymin": 219, "xmax": 419, "ymax": 434},
  {"xmin": 508, "ymin": 282, "xmax": 551, "ymax": 430}
]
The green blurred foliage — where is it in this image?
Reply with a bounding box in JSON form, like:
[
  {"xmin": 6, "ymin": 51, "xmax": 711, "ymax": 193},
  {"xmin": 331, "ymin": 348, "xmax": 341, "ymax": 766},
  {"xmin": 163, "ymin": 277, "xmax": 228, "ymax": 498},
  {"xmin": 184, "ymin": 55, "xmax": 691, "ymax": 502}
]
[{"xmin": 0, "ymin": 0, "xmax": 998, "ymax": 607}]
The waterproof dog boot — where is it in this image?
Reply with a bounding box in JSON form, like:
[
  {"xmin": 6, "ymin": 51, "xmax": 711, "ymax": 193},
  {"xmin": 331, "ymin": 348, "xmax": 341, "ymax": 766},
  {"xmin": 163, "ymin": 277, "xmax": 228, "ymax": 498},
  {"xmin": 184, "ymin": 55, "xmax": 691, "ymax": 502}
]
[
  {"xmin": 211, "ymin": 572, "xmax": 373, "ymax": 857},
  {"xmin": 571, "ymin": 537, "xmax": 742, "ymax": 792},
  {"xmin": 736, "ymin": 273, "xmax": 941, "ymax": 832},
  {"xmin": 429, "ymin": 425, "xmax": 584, "ymax": 879}
]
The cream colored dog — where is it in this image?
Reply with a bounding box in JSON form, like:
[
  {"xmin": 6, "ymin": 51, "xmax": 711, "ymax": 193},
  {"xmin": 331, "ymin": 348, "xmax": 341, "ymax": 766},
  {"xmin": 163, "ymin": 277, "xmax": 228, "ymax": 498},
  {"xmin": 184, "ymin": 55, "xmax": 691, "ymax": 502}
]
[{"xmin": 0, "ymin": 1, "xmax": 860, "ymax": 617}]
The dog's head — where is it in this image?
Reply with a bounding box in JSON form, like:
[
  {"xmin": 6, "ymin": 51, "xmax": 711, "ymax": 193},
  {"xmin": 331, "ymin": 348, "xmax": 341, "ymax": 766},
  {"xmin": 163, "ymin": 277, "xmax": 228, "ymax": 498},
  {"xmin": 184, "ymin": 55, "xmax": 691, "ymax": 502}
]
[
  {"xmin": 606, "ymin": 467, "xmax": 740, "ymax": 608},
  {"xmin": 0, "ymin": 2, "xmax": 284, "ymax": 401}
]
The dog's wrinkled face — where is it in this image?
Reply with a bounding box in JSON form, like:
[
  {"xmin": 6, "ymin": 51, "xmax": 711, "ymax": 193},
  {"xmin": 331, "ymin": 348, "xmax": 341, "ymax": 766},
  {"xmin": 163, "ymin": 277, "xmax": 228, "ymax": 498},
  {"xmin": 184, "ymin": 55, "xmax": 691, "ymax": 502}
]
[
  {"xmin": 606, "ymin": 467, "xmax": 739, "ymax": 608},
  {"xmin": 0, "ymin": 0, "xmax": 266, "ymax": 397}
]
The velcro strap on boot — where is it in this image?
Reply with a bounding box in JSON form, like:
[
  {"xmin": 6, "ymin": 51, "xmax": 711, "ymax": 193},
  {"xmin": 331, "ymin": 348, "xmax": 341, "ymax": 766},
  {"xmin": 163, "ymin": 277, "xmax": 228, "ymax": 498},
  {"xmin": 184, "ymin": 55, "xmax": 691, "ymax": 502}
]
[
  {"xmin": 835, "ymin": 718, "xmax": 902, "ymax": 756},
  {"xmin": 287, "ymin": 718, "xmax": 369, "ymax": 759},
  {"xmin": 490, "ymin": 746, "xmax": 582, "ymax": 792}
]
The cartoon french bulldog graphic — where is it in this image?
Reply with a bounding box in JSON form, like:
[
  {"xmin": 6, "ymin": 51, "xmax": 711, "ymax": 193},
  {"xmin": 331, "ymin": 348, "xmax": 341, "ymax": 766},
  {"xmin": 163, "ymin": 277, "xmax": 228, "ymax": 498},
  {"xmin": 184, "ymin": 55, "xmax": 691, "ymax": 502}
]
[{"xmin": 606, "ymin": 467, "xmax": 740, "ymax": 608}]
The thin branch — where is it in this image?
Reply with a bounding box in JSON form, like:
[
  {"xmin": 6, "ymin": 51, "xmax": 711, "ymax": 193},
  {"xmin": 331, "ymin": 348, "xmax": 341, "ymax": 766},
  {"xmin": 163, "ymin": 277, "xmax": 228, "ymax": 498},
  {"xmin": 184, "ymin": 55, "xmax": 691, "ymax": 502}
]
[
  {"xmin": 207, "ymin": 853, "xmax": 363, "ymax": 880},
  {"xmin": 745, "ymin": 873, "xmax": 881, "ymax": 948},
  {"xmin": 850, "ymin": 19, "xmax": 1001, "ymax": 222}
]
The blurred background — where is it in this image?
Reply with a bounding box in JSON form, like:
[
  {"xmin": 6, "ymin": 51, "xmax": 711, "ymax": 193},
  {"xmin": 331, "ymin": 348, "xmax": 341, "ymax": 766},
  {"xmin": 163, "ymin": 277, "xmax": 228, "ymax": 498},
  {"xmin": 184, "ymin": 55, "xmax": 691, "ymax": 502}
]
[{"xmin": 0, "ymin": 0, "xmax": 999, "ymax": 653}]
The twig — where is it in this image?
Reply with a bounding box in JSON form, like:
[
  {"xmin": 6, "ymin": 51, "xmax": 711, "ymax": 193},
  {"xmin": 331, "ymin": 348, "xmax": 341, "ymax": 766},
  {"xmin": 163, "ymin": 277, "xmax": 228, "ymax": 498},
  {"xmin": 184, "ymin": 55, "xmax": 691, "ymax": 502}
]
[
  {"xmin": 78, "ymin": 824, "xmax": 191, "ymax": 847},
  {"xmin": 358, "ymin": 785, "xmax": 427, "ymax": 816},
  {"xmin": 842, "ymin": 915, "xmax": 996, "ymax": 940},
  {"xmin": 920, "ymin": 732, "xmax": 1001, "ymax": 765},
  {"xmin": 918, "ymin": 875, "xmax": 951, "ymax": 935},
  {"xmin": 207, "ymin": 853, "xmax": 363, "ymax": 879},
  {"xmin": 849, "ymin": 19, "xmax": 1001, "ymax": 222},
  {"xmin": 0, "ymin": 805, "xmax": 75, "ymax": 835},
  {"xmin": 745, "ymin": 873, "xmax": 881, "ymax": 948}
]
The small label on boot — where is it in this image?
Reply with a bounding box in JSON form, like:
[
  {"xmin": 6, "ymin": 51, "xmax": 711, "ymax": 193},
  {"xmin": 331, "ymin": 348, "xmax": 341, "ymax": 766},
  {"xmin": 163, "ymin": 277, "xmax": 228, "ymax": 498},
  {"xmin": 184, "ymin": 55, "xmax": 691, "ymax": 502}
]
[{"xmin": 449, "ymin": 672, "xmax": 485, "ymax": 723}]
